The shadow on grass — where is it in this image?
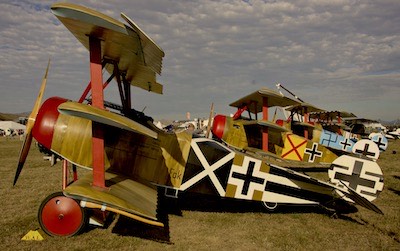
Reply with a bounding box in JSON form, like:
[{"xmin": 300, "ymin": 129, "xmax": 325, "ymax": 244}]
[
  {"xmin": 168, "ymin": 192, "xmax": 359, "ymax": 219},
  {"xmin": 106, "ymin": 187, "xmax": 172, "ymax": 244},
  {"xmin": 85, "ymin": 192, "xmax": 366, "ymax": 241},
  {"xmin": 388, "ymin": 187, "xmax": 400, "ymax": 196},
  {"xmin": 78, "ymin": 212, "xmax": 171, "ymax": 244},
  {"xmin": 110, "ymin": 215, "xmax": 171, "ymax": 244}
]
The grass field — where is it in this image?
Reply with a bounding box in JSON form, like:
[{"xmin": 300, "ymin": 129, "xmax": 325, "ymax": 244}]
[{"xmin": 1, "ymin": 137, "xmax": 399, "ymax": 250}]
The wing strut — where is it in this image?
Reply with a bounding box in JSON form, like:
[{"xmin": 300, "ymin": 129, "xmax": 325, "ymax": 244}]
[
  {"xmin": 303, "ymin": 106, "xmax": 309, "ymax": 139},
  {"xmin": 78, "ymin": 61, "xmax": 107, "ymax": 103},
  {"xmin": 111, "ymin": 62, "xmax": 132, "ymax": 116},
  {"xmin": 113, "ymin": 63, "xmax": 128, "ymax": 114},
  {"xmin": 89, "ymin": 36, "xmax": 105, "ymax": 188},
  {"xmin": 122, "ymin": 74, "xmax": 131, "ymax": 111},
  {"xmin": 262, "ymin": 96, "xmax": 269, "ymax": 152}
]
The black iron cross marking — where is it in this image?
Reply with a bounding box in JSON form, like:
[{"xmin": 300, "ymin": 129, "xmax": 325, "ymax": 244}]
[
  {"xmin": 354, "ymin": 143, "xmax": 376, "ymax": 157},
  {"xmin": 340, "ymin": 138, "xmax": 352, "ymax": 151},
  {"xmin": 373, "ymin": 136, "xmax": 386, "ymax": 150},
  {"xmin": 232, "ymin": 161, "xmax": 264, "ymax": 195},
  {"xmin": 334, "ymin": 160, "xmax": 375, "ymax": 190},
  {"xmin": 321, "ymin": 131, "xmax": 338, "ymax": 147},
  {"xmin": 305, "ymin": 143, "xmax": 323, "ymax": 162}
]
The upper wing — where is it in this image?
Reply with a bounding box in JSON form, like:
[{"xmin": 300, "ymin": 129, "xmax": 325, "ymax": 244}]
[
  {"xmin": 51, "ymin": 3, "xmax": 164, "ymax": 94},
  {"xmin": 229, "ymin": 88, "xmax": 301, "ymax": 114}
]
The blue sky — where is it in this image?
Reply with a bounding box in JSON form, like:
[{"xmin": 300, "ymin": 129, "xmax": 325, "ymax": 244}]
[{"xmin": 0, "ymin": 0, "xmax": 399, "ymax": 121}]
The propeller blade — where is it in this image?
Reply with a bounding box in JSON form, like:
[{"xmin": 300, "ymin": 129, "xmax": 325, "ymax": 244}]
[
  {"xmin": 27, "ymin": 59, "xmax": 50, "ymax": 132},
  {"xmin": 14, "ymin": 59, "xmax": 50, "ymax": 186},
  {"xmin": 13, "ymin": 132, "xmax": 33, "ymax": 186},
  {"xmin": 205, "ymin": 102, "xmax": 214, "ymax": 138}
]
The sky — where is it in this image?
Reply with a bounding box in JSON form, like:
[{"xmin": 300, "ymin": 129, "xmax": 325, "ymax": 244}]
[{"xmin": 0, "ymin": 0, "xmax": 399, "ymax": 121}]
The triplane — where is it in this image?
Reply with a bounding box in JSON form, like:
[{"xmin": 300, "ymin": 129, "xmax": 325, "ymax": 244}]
[
  {"xmin": 211, "ymin": 88, "xmax": 340, "ymax": 165},
  {"xmin": 275, "ymin": 83, "xmax": 389, "ymax": 154},
  {"xmin": 15, "ymin": 3, "xmax": 384, "ymax": 237}
]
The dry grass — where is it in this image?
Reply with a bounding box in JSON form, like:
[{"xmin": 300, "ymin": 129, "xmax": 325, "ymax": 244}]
[{"xmin": 0, "ymin": 137, "xmax": 399, "ymax": 250}]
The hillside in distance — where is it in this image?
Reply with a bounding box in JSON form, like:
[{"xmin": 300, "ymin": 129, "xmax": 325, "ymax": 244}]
[{"xmin": 0, "ymin": 112, "xmax": 29, "ymax": 122}]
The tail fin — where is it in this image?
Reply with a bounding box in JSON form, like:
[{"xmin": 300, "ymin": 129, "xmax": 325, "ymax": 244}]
[
  {"xmin": 340, "ymin": 183, "xmax": 383, "ymax": 214},
  {"xmin": 328, "ymin": 155, "xmax": 384, "ymax": 214}
]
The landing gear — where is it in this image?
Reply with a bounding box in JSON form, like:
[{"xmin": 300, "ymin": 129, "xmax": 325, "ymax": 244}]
[
  {"xmin": 262, "ymin": 201, "xmax": 279, "ymax": 211},
  {"xmin": 38, "ymin": 192, "xmax": 88, "ymax": 237}
]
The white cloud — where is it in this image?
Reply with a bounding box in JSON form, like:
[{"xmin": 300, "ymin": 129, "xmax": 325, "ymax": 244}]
[{"xmin": 0, "ymin": 0, "xmax": 399, "ymax": 121}]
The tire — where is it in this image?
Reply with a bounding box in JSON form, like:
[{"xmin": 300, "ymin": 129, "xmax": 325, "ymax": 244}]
[
  {"xmin": 262, "ymin": 201, "xmax": 279, "ymax": 211},
  {"xmin": 38, "ymin": 192, "xmax": 87, "ymax": 237}
]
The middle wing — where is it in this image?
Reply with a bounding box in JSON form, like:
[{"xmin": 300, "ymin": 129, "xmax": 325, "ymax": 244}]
[{"xmin": 58, "ymin": 101, "xmax": 158, "ymax": 139}]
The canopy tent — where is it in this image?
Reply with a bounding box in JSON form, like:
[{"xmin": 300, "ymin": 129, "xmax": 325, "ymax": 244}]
[{"xmin": 0, "ymin": 121, "xmax": 26, "ymax": 135}]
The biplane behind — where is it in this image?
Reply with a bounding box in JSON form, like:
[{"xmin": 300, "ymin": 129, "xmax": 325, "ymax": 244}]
[
  {"xmin": 286, "ymin": 104, "xmax": 387, "ymax": 155},
  {"xmin": 285, "ymin": 105, "xmax": 359, "ymax": 155},
  {"xmin": 277, "ymin": 84, "xmax": 388, "ymax": 155},
  {"xmin": 15, "ymin": 3, "xmax": 385, "ymax": 238},
  {"xmin": 344, "ymin": 118, "xmax": 389, "ymax": 151},
  {"xmin": 211, "ymin": 88, "xmax": 340, "ymax": 165}
]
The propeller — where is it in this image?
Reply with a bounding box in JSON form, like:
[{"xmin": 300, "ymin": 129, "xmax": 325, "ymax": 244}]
[
  {"xmin": 205, "ymin": 102, "xmax": 214, "ymax": 138},
  {"xmin": 13, "ymin": 59, "xmax": 50, "ymax": 186}
]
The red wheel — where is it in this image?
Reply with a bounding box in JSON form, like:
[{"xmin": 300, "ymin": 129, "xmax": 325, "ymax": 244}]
[{"xmin": 38, "ymin": 192, "xmax": 87, "ymax": 237}]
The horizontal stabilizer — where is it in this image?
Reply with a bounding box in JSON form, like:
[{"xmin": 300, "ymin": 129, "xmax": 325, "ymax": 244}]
[
  {"xmin": 340, "ymin": 182, "xmax": 384, "ymax": 215},
  {"xmin": 270, "ymin": 164, "xmax": 383, "ymax": 214},
  {"xmin": 58, "ymin": 101, "xmax": 158, "ymax": 139}
]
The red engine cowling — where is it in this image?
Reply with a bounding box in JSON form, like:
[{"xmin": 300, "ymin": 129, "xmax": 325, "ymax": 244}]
[
  {"xmin": 32, "ymin": 97, "xmax": 68, "ymax": 150},
  {"xmin": 212, "ymin": 114, "xmax": 233, "ymax": 140}
]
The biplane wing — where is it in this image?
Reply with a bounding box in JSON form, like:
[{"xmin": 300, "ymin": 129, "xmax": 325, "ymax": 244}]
[
  {"xmin": 230, "ymin": 88, "xmax": 301, "ymax": 114},
  {"xmin": 51, "ymin": 3, "xmax": 164, "ymax": 94},
  {"xmin": 58, "ymin": 101, "xmax": 158, "ymax": 139},
  {"xmin": 285, "ymin": 103, "xmax": 325, "ymax": 126},
  {"xmin": 309, "ymin": 110, "xmax": 356, "ymax": 131},
  {"xmin": 309, "ymin": 110, "xmax": 356, "ymax": 121},
  {"xmin": 286, "ymin": 102, "xmax": 325, "ymax": 114},
  {"xmin": 344, "ymin": 117, "xmax": 380, "ymax": 124},
  {"xmin": 64, "ymin": 171, "xmax": 163, "ymax": 226},
  {"xmin": 241, "ymin": 120, "xmax": 290, "ymax": 132}
]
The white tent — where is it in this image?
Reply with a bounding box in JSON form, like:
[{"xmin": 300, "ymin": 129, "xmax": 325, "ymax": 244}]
[{"xmin": 0, "ymin": 121, "xmax": 26, "ymax": 135}]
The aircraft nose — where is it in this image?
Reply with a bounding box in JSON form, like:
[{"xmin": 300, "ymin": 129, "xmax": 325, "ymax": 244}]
[
  {"xmin": 212, "ymin": 114, "xmax": 229, "ymax": 140},
  {"xmin": 32, "ymin": 97, "xmax": 68, "ymax": 150}
]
